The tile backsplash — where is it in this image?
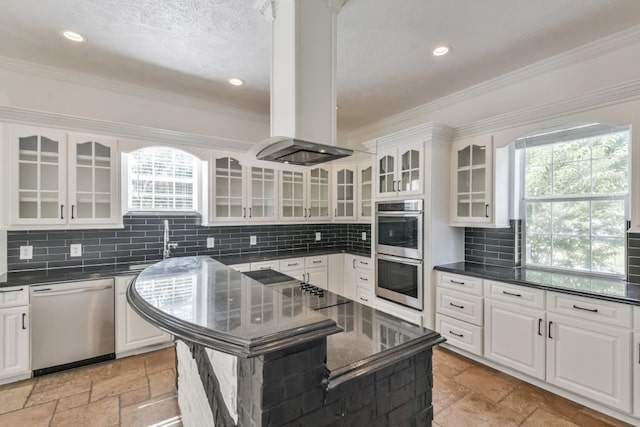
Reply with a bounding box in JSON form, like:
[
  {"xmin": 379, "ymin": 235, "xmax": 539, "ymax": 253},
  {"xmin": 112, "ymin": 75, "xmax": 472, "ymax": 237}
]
[
  {"xmin": 464, "ymin": 220, "xmax": 522, "ymax": 268},
  {"xmin": 7, "ymin": 215, "xmax": 372, "ymax": 272},
  {"xmin": 628, "ymin": 232, "xmax": 640, "ymax": 284}
]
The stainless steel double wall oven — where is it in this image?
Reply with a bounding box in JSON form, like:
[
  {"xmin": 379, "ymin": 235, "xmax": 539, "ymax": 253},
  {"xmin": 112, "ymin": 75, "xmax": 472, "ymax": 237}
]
[{"xmin": 375, "ymin": 199, "xmax": 423, "ymax": 310}]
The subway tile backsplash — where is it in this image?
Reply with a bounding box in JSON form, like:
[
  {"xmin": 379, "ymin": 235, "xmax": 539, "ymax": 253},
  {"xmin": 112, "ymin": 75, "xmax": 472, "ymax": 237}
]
[
  {"xmin": 7, "ymin": 215, "xmax": 372, "ymax": 272},
  {"xmin": 628, "ymin": 232, "xmax": 640, "ymax": 284},
  {"xmin": 464, "ymin": 220, "xmax": 522, "ymax": 268}
]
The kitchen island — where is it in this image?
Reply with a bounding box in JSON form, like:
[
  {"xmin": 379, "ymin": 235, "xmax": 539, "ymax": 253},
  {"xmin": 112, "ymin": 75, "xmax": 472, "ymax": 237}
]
[{"xmin": 128, "ymin": 256, "xmax": 443, "ymax": 427}]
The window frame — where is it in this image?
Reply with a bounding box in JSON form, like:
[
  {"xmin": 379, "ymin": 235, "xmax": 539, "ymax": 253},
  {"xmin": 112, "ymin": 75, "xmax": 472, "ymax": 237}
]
[
  {"xmin": 519, "ymin": 125, "xmax": 631, "ymax": 279},
  {"xmin": 123, "ymin": 146, "xmax": 202, "ymax": 215}
]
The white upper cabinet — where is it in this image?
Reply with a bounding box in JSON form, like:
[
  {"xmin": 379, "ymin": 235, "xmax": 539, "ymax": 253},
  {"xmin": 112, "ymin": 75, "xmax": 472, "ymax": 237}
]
[
  {"xmin": 68, "ymin": 134, "xmax": 119, "ymax": 225},
  {"xmin": 450, "ymin": 135, "xmax": 509, "ymax": 227},
  {"xmin": 280, "ymin": 169, "xmax": 306, "ymax": 220},
  {"xmin": 358, "ymin": 163, "xmax": 373, "ymax": 221},
  {"xmin": 333, "ymin": 164, "xmax": 357, "ymax": 221},
  {"xmin": 6, "ymin": 124, "xmax": 121, "ymax": 228},
  {"xmin": 375, "ymin": 142, "xmax": 423, "ymax": 199},
  {"xmin": 307, "ymin": 166, "xmax": 331, "ymax": 221},
  {"xmin": 210, "ymin": 153, "xmax": 278, "ymax": 223}
]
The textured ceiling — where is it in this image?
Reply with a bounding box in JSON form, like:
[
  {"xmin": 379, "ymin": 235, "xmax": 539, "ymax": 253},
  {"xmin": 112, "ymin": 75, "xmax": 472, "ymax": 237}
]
[{"xmin": 0, "ymin": 0, "xmax": 640, "ymax": 132}]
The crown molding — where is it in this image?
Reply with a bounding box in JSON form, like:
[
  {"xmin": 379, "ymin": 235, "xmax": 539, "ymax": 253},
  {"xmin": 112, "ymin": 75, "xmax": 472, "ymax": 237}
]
[
  {"xmin": 362, "ymin": 121, "xmax": 453, "ymax": 151},
  {"xmin": 453, "ymin": 77, "xmax": 640, "ymax": 140},
  {"xmin": 0, "ymin": 106, "xmax": 253, "ymax": 152},
  {"xmin": 348, "ymin": 24, "xmax": 640, "ymax": 143},
  {"xmin": 0, "ymin": 56, "xmax": 269, "ymax": 124}
]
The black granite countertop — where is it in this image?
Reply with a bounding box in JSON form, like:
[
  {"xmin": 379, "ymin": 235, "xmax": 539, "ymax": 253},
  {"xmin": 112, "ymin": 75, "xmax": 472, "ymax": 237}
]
[
  {"xmin": 435, "ymin": 262, "xmax": 640, "ymax": 305},
  {"xmin": 215, "ymin": 247, "xmax": 371, "ymax": 265},
  {"xmin": 0, "ymin": 248, "xmax": 371, "ymax": 289}
]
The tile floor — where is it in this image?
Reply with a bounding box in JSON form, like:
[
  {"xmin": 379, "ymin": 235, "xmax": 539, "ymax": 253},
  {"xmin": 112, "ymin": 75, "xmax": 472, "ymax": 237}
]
[
  {"xmin": 0, "ymin": 345, "xmax": 634, "ymax": 426},
  {"xmin": 432, "ymin": 346, "xmax": 634, "ymax": 427},
  {"xmin": 0, "ymin": 346, "xmax": 181, "ymax": 427}
]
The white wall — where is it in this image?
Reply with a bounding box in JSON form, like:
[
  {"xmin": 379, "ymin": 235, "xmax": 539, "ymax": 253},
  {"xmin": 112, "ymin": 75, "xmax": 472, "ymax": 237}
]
[{"xmin": 0, "ymin": 58, "xmax": 270, "ymax": 144}]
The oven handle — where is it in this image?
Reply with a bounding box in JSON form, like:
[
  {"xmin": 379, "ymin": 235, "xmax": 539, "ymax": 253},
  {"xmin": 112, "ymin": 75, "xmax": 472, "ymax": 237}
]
[
  {"xmin": 376, "ymin": 254, "xmax": 423, "ymax": 266},
  {"xmin": 375, "ymin": 212, "xmax": 423, "ymax": 217}
]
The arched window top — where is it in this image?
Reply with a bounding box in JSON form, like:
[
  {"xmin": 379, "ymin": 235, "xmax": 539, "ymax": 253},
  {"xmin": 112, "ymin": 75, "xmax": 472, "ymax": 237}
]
[{"xmin": 127, "ymin": 146, "xmax": 199, "ymax": 211}]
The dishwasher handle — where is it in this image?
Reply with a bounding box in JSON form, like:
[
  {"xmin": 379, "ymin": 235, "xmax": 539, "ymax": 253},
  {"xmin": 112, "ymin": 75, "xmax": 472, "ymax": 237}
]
[{"xmin": 31, "ymin": 285, "xmax": 113, "ymax": 297}]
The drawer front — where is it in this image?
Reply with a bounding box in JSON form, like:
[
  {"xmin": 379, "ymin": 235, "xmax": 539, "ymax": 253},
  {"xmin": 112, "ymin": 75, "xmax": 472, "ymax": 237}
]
[
  {"xmin": 279, "ymin": 258, "xmax": 305, "ymax": 272},
  {"xmin": 229, "ymin": 263, "xmax": 251, "ymax": 273},
  {"xmin": 436, "ymin": 288, "xmax": 483, "ymax": 326},
  {"xmin": 115, "ymin": 275, "xmax": 136, "ymax": 295},
  {"xmin": 355, "ymin": 256, "xmax": 372, "ymax": 271},
  {"xmin": 547, "ymin": 292, "xmax": 632, "ymax": 328},
  {"xmin": 437, "ymin": 272, "xmax": 482, "ymax": 296},
  {"xmin": 436, "ymin": 314, "xmax": 483, "ymax": 356},
  {"xmin": 484, "ymin": 280, "xmax": 545, "ymax": 309},
  {"xmin": 251, "ymin": 260, "xmax": 280, "ymax": 271},
  {"xmin": 356, "ymin": 287, "xmax": 374, "ymax": 307},
  {"xmin": 0, "ymin": 286, "xmax": 29, "ymax": 308},
  {"xmin": 305, "ymin": 255, "xmax": 328, "ymax": 268},
  {"xmin": 357, "ymin": 270, "xmax": 373, "ymax": 290}
]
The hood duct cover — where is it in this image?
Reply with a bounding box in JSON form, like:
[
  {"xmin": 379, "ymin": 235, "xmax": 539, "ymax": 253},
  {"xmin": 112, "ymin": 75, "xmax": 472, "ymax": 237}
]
[{"xmin": 256, "ymin": 136, "xmax": 352, "ymax": 166}]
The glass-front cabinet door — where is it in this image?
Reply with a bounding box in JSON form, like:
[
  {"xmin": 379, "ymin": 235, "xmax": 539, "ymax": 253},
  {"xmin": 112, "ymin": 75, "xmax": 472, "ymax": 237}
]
[
  {"xmin": 333, "ymin": 165, "xmax": 356, "ymax": 220},
  {"xmin": 247, "ymin": 166, "xmax": 277, "ymax": 221},
  {"xmin": 280, "ymin": 170, "xmax": 306, "ymax": 219},
  {"xmin": 308, "ymin": 166, "xmax": 330, "ymax": 220},
  {"xmin": 452, "ymin": 136, "xmax": 493, "ymax": 224},
  {"xmin": 212, "ymin": 155, "xmax": 246, "ymax": 222},
  {"xmin": 377, "ymin": 150, "xmax": 396, "ymax": 197},
  {"xmin": 399, "ymin": 147, "xmax": 422, "ymax": 195},
  {"xmin": 11, "ymin": 126, "xmax": 67, "ymax": 225},
  {"xmin": 359, "ymin": 163, "xmax": 372, "ymax": 220},
  {"xmin": 68, "ymin": 134, "xmax": 118, "ymax": 224}
]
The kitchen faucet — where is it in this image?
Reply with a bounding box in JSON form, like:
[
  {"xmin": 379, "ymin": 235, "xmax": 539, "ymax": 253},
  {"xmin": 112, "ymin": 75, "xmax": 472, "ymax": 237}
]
[{"xmin": 163, "ymin": 220, "xmax": 178, "ymax": 259}]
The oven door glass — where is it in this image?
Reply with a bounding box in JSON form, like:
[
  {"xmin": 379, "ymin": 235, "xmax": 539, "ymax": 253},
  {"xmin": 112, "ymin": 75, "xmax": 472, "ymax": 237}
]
[
  {"xmin": 376, "ymin": 255, "xmax": 422, "ymax": 310},
  {"xmin": 376, "ymin": 214, "xmax": 421, "ymax": 258}
]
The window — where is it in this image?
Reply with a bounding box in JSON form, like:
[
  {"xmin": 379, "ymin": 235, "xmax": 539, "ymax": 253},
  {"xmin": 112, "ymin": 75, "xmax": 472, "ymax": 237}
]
[
  {"xmin": 521, "ymin": 125, "xmax": 630, "ymax": 276},
  {"xmin": 127, "ymin": 147, "xmax": 199, "ymax": 211}
]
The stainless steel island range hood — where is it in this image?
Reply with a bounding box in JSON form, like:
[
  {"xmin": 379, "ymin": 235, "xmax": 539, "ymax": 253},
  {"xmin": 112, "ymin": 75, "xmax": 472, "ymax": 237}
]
[
  {"xmin": 255, "ymin": 0, "xmax": 351, "ymax": 166},
  {"xmin": 256, "ymin": 136, "xmax": 352, "ymax": 166}
]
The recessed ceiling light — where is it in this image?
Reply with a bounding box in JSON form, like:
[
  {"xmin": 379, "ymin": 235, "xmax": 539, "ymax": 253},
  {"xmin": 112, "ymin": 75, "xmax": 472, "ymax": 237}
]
[
  {"xmin": 432, "ymin": 45, "xmax": 451, "ymax": 56},
  {"xmin": 61, "ymin": 30, "xmax": 85, "ymax": 43},
  {"xmin": 228, "ymin": 78, "xmax": 245, "ymax": 86}
]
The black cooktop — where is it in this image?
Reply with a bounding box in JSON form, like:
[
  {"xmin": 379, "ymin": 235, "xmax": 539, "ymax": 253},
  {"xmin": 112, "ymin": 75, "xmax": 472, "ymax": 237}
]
[{"xmin": 244, "ymin": 269, "xmax": 350, "ymax": 310}]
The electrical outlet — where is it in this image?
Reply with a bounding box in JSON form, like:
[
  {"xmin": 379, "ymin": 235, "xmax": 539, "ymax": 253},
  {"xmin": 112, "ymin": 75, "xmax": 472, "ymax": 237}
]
[
  {"xmin": 19, "ymin": 245, "xmax": 33, "ymax": 260},
  {"xmin": 361, "ymin": 232, "xmax": 367, "ymax": 241},
  {"xmin": 206, "ymin": 237, "xmax": 215, "ymax": 248},
  {"xmin": 250, "ymin": 235, "xmax": 257, "ymax": 245},
  {"xmin": 315, "ymin": 232, "xmax": 321, "ymax": 241},
  {"xmin": 70, "ymin": 244, "xmax": 82, "ymax": 257}
]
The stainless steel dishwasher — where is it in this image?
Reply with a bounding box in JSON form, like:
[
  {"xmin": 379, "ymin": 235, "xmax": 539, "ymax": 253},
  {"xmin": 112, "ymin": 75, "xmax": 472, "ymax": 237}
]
[{"xmin": 30, "ymin": 278, "xmax": 115, "ymax": 375}]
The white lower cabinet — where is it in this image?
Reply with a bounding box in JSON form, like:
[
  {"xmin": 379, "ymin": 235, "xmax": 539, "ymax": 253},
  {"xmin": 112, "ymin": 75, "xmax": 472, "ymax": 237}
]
[
  {"xmin": 484, "ymin": 299, "xmax": 545, "ymax": 380},
  {"xmin": 115, "ymin": 276, "xmax": 172, "ymax": 358},
  {"xmin": 0, "ymin": 304, "xmax": 30, "ymax": 382},
  {"xmin": 436, "ymin": 313, "xmax": 482, "ymax": 356},
  {"xmin": 306, "ymin": 267, "xmax": 328, "ymax": 290},
  {"xmin": 546, "ymin": 312, "xmax": 631, "ymax": 412},
  {"xmin": 229, "ymin": 263, "xmax": 251, "ymax": 272},
  {"xmin": 634, "ymin": 332, "xmax": 640, "ymax": 417},
  {"xmin": 327, "ymin": 254, "xmax": 345, "ymax": 296}
]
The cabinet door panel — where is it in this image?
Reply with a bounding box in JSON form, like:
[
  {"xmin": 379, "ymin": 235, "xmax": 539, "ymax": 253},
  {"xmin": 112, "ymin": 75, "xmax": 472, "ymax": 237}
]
[
  {"xmin": 306, "ymin": 267, "xmax": 328, "ymax": 290},
  {"xmin": 280, "ymin": 170, "xmax": 306, "ymax": 219},
  {"xmin": 484, "ymin": 300, "xmax": 545, "ymax": 380},
  {"xmin": 116, "ymin": 293, "xmax": 171, "ymax": 356},
  {"xmin": 212, "ymin": 155, "xmax": 246, "ymax": 222},
  {"xmin": 247, "ymin": 166, "xmax": 277, "ymax": 221},
  {"xmin": 333, "ymin": 165, "xmax": 357, "ymax": 220},
  {"xmin": 358, "ymin": 164, "xmax": 372, "ymax": 220},
  {"xmin": 398, "ymin": 147, "xmax": 422, "ymax": 195},
  {"xmin": 546, "ymin": 313, "xmax": 631, "ymax": 412},
  {"xmin": 634, "ymin": 333, "xmax": 640, "ymax": 417},
  {"xmin": 0, "ymin": 306, "xmax": 30, "ymax": 379},
  {"xmin": 308, "ymin": 166, "xmax": 330, "ymax": 220},
  {"xmin": 377, "ymin": 152, "xmax": 396, "ymax": 197}
]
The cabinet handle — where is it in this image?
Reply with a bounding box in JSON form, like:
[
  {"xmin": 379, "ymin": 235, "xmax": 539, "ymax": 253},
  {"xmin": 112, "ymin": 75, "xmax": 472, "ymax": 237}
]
[
  {"xmin": 302, "ymin": 274, "xmax": 306, "ymax": 282},
  {"xmin": 450, "ymin": 280, "xmax": 465, "ymax": 285},
  {"xmin": 638, "ymin": 343, "xmax": 640, "ymax": 364},
  {"xmin": 360, "ymin": 296, "xmax": 369, "ymax": 302},
  {"xmin": 397, "ymin": 180, "xmax": 402, "ymax": 192},
  {"xmin": 22, "ymin": 313, "xmax": 27, "ymax": 330},
  {"xmin": 449, "ymin": 330, "xmax": 464, "ymax": 338},
  {"xmin": 287, "ymin": 263, "xmax": 297, "ymax": 267},
  {"xmin": 548, "ymin": 321, "xmax": 553, "ymax": 339},
  {"xmin": 60, "ymin": 204, "xmax": 64, "ymax": 219},
  {"xmin": 449, "ymin": 302, "xmax": 465, "ymax": 309},
  {"xmin": 243, "ymin": 207, "xmax": 246, "ymax": 218},
  {"xmin": 353, "ymin": 259, "xmax": 356, "ymax": 269},
  {"xmin": 313, "ymin": 260, "xmax": 322, "ymax": 264},
  {"xmin": 572, "ymin": 304, "xmax": 598, "ymax": 313},
  {"xmin": 306, "ymin": 273, "xmax": 310, "ymax": 283},
  {"xmin": 538, "ymin": 318, "xmax": 543, "ymax": 336},
  {"xmin": 485, "ymin": 204, "xmax": 490, "ymax": 218},
  {"xmin": 392, "ymin": 181, "xmax": 397, "ymax": 192},
  {"xmin": 0, "ymin": 288, "xmax": 24, "ymax": 293},
  {"xmin": 249, "ymin": 207, "xmax": 252, "ymax": 218},
  {"xmin": 360, "ymin": 277, "xmax": 368, "ymax": 282},
  {"xmin": 71, "ymin": 205, "xmax": 75, "ymax": 219},
  {"xmin": 335, "ymin": 208, "xmax": 337, "ymax": 217},
  {"xmin": 502, "ymin": 290, "xmax": 522, "ymax": 298}
]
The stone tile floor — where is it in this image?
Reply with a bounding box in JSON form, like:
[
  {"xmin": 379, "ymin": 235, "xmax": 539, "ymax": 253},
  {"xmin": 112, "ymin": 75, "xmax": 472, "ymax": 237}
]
[
  {"xmin": 0, "ymin": 345, "xmax": 634, "ymax": 426},
  {"xmin": 0, "ymin": 346, "xmax": 180, "ymax": 427},
  {"xmin": 432, "ymin": 346, "xmax": 634, "ymax": 427}
]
